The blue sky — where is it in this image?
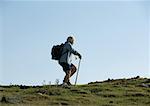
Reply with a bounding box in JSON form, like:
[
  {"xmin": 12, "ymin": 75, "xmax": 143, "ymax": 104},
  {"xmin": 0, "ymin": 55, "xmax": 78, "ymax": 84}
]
[{"xmin": 0, "ymin": 0, "xmax": 150, "ymax": 85}]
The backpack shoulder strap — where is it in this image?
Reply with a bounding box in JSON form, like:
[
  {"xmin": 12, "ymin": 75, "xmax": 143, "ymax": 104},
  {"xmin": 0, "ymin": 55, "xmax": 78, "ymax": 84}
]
[{"xmin": 60, "ymin": 43, "xmax": 68, "ymax": 58}]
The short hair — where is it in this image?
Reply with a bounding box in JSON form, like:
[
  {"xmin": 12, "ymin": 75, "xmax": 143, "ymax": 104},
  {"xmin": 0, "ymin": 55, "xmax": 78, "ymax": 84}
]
[{"xmin": 67, "ymin": 36, "xmax": 74, "ymax": 42}]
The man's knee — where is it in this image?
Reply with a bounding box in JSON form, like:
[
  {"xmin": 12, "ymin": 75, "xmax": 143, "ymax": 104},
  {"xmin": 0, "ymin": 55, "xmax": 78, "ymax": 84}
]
[{"xmin": 71, "ymin": 65, "xmax": 77, "ymax": 72}]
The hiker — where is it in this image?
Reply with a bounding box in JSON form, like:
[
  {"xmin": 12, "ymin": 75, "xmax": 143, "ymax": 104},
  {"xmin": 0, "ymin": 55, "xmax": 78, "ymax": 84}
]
[{"xmin": 59, "ymin": 36, "xmax": 82, "ymax": 86}]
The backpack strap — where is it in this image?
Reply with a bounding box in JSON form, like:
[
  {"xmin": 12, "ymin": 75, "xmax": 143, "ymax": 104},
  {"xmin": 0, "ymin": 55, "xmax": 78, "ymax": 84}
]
[{"xmin": 60, "ymin": 49, "xmax": 68, "ymax": 59}]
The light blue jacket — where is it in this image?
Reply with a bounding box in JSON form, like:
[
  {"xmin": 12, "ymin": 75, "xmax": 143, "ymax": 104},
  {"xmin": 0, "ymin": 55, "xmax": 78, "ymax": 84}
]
[{"xmin": 59, "ymin": 42, "xmax": 79, "ymax": 65}]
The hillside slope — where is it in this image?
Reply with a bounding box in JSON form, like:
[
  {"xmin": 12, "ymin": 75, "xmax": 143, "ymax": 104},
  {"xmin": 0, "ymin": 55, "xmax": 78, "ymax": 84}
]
[{"xmin": 0, "ymin": 77, "xmax": 150, "ymax": 106}]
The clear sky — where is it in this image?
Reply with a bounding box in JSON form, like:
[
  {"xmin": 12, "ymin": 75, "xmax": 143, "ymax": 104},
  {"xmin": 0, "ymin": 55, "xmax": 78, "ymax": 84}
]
[{"xmin": 0, "ymin": 0, "xmax": 150, "ymax": 85}]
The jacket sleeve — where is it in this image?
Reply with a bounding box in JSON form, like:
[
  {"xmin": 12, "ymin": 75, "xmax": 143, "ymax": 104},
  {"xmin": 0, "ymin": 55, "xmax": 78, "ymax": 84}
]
[{"xmin": 66, "ymin": 43, "xmax": 79, "ymax": 55}]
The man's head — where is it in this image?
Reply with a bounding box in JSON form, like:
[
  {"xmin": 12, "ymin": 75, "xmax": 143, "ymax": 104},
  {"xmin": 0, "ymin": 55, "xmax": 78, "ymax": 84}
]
[{"xmin": 67, "ymin": 36, "xmax": 74, "ymax": 45}]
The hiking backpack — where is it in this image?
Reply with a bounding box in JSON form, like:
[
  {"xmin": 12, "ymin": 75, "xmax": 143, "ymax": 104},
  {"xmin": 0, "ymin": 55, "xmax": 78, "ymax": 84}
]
[{"xmin": 51, "ymin": 43, "xmax": 64, "ymax": 60}]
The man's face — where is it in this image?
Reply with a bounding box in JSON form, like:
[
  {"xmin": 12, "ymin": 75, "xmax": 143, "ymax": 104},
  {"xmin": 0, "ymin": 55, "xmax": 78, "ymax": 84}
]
[
  {"xmin": 69, "ymin": 38, "xmax": 74, "ymax": 45},
  {"xmin": 70, "ymin": 38, "xmax": 74, "ymax": 45}
]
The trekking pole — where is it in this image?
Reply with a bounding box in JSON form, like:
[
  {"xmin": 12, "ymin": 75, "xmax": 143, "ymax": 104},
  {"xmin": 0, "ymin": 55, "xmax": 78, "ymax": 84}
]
[{"xmin": 75, "ymin": 59, "xmax": 81, "ymax": 86}]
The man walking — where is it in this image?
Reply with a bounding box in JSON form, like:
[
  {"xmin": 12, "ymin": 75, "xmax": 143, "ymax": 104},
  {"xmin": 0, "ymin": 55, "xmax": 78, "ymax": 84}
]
[{"xmin": 59, "ymin": 36, "xmax": 82, "ymax": 86}]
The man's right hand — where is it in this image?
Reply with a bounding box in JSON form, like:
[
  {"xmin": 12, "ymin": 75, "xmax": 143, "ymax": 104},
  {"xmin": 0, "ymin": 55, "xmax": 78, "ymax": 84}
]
[{"xmin": 78, "ymin": 53, "xmax": 82, "ymax": 59}]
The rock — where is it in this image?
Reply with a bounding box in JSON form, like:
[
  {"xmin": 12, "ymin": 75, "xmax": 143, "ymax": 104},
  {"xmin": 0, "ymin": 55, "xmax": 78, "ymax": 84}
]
[
  {"xmin": 109, "ymin": 101, "xmax": 113, "ymax": 103},
  {"xmin": 1, "ymin": 96, "xmax": 7, "ymax": 103},
  {"xmin": 144, "ymin": 79, "xmax": 150, "ymax": 83},
  {"xmin": 60, "ymin": 102, "xmax": 69, "ymax": 105},
  {"xmin": 139, "ymin": 83, "xmax": 150, "ymax": 88}
]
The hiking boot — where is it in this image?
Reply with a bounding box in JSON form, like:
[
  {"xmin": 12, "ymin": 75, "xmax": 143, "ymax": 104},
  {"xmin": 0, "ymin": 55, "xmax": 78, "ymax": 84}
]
[
  {"xmin": 67, "ymin": 81, "xmax": 72, "ymax": 86},
  {"xmin": 61, "ymin": 82, "xmax": 68, "ymax": 87}
]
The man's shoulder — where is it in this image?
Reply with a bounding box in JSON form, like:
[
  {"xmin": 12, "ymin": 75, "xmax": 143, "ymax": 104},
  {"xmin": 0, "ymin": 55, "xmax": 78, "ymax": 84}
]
[{"xmin": 64, "ymin": 42, "xmax": 71, "ymax": 47}]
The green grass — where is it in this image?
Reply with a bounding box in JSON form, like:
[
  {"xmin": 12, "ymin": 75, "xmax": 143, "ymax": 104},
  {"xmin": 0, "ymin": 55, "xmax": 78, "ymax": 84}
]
[{"xmin": 0, "ymin": 77, "xmax": 150, "ymax": 106}]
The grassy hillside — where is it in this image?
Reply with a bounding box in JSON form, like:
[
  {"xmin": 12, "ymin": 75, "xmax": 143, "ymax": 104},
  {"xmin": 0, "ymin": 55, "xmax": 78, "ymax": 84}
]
[{"xmin": 0, "ymin": 77, "xmax": 150, "ymax": 106}]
